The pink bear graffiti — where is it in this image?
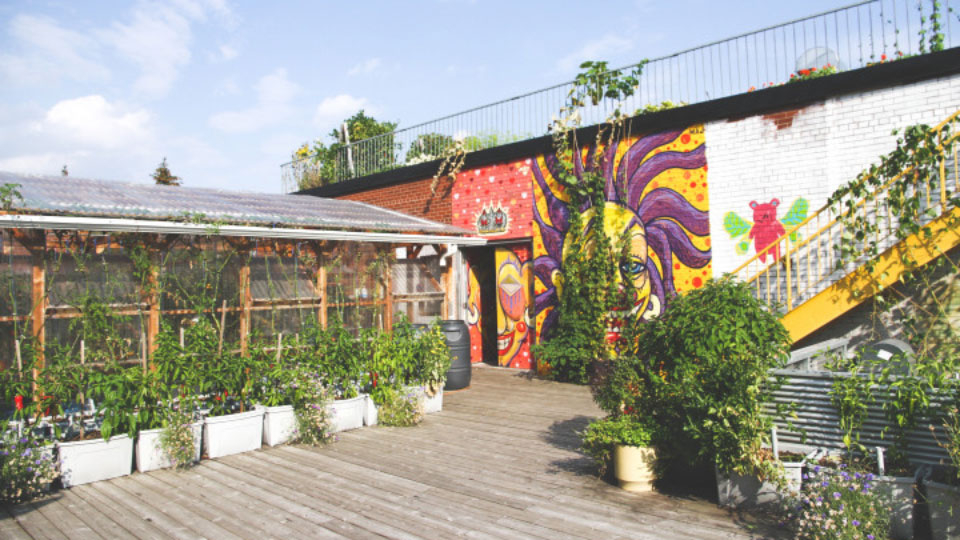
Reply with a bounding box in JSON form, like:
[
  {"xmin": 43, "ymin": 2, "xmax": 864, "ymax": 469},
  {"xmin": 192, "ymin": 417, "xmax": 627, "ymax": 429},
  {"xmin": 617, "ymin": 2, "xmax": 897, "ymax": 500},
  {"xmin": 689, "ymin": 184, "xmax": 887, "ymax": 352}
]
[{"xmin": 749, "ymin": 199, "xmax": 785, "ymax": 262}]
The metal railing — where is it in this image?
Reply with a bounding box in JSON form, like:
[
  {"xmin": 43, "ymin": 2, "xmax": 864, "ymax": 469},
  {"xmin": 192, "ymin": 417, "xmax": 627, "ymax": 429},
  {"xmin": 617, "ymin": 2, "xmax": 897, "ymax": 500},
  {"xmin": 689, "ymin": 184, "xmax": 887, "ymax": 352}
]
[
  {"xmin": 282, "ymin": 0, "xmax": 960, "ymax": 191},
  {"xmin": 731, "ymin": 109, "xmax": 960, "ymax": 311}
]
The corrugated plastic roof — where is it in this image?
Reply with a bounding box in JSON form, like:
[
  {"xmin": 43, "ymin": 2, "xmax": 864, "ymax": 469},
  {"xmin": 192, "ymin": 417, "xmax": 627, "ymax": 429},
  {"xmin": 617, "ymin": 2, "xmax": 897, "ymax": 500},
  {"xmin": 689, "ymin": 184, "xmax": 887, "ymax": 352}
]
[{"xmin": 0, "ymin": 172, "xmax": 469, "ymax": 236}]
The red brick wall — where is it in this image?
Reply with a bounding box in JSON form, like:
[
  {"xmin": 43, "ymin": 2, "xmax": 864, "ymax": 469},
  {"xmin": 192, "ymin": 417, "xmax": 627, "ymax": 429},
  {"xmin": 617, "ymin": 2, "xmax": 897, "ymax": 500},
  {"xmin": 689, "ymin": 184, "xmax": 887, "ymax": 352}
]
[{"xmin": 335, "ymin": 176, "xmax": 454, "ymax": 225}]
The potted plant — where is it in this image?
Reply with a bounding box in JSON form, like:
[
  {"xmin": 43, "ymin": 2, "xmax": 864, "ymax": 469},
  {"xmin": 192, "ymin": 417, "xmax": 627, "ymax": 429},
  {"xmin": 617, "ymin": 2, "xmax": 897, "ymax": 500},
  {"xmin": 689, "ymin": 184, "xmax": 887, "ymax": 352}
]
[
  {"xmin": 250, "ymin": 333, "xmax": 298, "ymax": 447},
  {"xmin": 598, "ymin": 279, "xmax": 793, "ymax": 508},
  {"xmin": 136, "ymin": 325, "xmax": 203, "ymax": 472},
  {"xmin": 323, "ymin": 319, "xmax": 367, "ymax": 433},
  {"xmin": 412, "ymin": 320, "xmax": 450, "ymax": 414},
  {"xmin": 49, "ymin": 361, "xmax": 136, "ymax": 488},
  {"xmin": 194, "ymin": 318, "xmax": 264, "ymax": 459},
  {"xmin": 581, "ymin": 415, "xmax": 655, "ymax": 492},
  {"xmin": 927, "ymin": 401, "xmax": 960, "ymax": 540},
  {"xmin": 0, "ymin": 419, "xmax": 58, "ymax": 504}
]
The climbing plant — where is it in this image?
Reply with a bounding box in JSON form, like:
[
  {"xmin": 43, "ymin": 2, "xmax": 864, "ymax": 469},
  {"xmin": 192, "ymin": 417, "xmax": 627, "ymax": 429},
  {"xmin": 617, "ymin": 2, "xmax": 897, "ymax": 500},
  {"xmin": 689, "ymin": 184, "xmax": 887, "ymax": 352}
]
[{"xmin": 531, "ymin": 60, "xmax": 647, "ymax": 383}]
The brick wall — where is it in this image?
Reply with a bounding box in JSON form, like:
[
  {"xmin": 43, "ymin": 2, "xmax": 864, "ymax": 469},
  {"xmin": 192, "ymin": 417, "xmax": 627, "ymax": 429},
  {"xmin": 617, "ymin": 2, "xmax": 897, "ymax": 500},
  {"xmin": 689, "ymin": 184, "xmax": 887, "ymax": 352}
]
[
  {"xmin": 336, "ymin": 176, "xmax": 455, "ymax": 225},
  {"xmin": 705, "ymin": 72, "xmax": 960, "ymax": 275}
]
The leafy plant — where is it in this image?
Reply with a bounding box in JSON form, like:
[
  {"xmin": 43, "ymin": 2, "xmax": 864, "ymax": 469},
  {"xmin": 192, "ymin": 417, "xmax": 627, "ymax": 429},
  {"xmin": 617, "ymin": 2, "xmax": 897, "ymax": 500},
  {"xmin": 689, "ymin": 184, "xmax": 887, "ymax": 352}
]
[
  {"xmin": 294, "ymin": 110, "xmax": 399, "ymax": 188},
  {"xmin": 375, "ymin": 386, "xmax": 424, "ymax": 427},
  {"xmin": 152, "ymin": 157, "xmax": 181, "ymax": 186},
  {"xmin": 0, "ymin": 183, "xmax": 23, "ymax": 211},
  {"xmin": 612, "ymin": 278, "xmax": 791, "ymax": 479},
  {"xmin": 581, "ymin": 415, "xmax": 654, "ymax": 475},
  {"xmin": 787, "ymin": 64, "xmax": 838, "ymax": 83},
  {"xmin": 827, "ymin": 353, "xmax": 875, "ymax": 457},
  {"xmin": 290, "ymin": 364, "xmax": 334, "ymax": 445},
  {"xmin": 0, "ymin": 423, "xmax": 57, "ymax": 504}
]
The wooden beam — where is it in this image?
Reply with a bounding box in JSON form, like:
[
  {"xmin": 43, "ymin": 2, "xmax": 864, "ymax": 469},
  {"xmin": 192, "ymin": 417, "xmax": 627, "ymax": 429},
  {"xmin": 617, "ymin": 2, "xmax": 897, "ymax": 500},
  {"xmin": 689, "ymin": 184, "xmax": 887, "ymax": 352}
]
[
  {"xmin": 318, "ymin": 264, "xmax": 328, "ymax": 329},
  {"xmin": 384, "ymin": 250, "xmax": 394, "ymax": 332},
  {"xmin": 239, "ymin": 263, "xmax": 252, "ymax": 356},
  {"xmin": 146, "ymin": 258, "xmax": 160, "ymax": 358},
  {"xmin": 30, "ymin": 247, "xmax": 45, "ymax": 398}
]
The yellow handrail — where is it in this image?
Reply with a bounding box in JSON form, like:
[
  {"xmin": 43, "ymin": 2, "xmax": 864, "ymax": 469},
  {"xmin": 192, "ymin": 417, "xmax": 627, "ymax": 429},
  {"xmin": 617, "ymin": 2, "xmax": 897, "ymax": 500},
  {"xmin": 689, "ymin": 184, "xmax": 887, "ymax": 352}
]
[{"xmin": 729, "ymin": 109, "xmax": 960, "ymax": 312}]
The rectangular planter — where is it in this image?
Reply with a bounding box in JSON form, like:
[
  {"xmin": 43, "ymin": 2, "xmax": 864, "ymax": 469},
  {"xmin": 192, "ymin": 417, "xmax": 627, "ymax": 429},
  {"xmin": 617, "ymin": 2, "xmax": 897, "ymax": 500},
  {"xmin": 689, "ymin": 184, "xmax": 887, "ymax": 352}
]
[
  {"xmin": 423, "ymin": 388, "xmax": 443, "ymax": 414},
  {"xmin": 328, "ymin": 395, "xmax": 365, "ymax": 433},
  {"xmin": 925, "ymin": 480, "xmax": 959, "ymax": 540},
  {"xmin": 262, "ymin": 405, "xmax": 297, "ymax": 447},
  {"xmin": 203, "ymin": 408, "xmax": 264, "ymax": 459},
  {"xmin": 363, "ymin": 395, "xmax": 378, "ymax": 426},
  {"xmin": 58, "ymin": 434, "xmax": 133, "ymax": 488},
  {"xmin": 876, "ymin": 475, "xmax": 915, "ymax": 540},
  {"xmin": 136, "ymin": 421, "xmax": 202, "ymax": 472},
  {"xmin": 716, "ymin": 461, "xmax": 804, "ymax": 508}
]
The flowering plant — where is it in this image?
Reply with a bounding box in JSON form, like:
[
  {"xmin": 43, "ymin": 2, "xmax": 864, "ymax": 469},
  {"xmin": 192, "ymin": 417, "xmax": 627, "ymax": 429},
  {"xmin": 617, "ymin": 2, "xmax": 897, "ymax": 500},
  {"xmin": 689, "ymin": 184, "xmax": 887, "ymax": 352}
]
[
  {"xmin": 375, "ymin": 386, "xmax": 424, "ymax": 427},
  {"xmin": 0, "ymin": 422, "xmax": 57, "ymax": 504},
  {"xmin": 788, "ymin": 64, "xmax": 838, "ymax": 83},
  {"xmin": 786, "ymin": 464, "xmax": 890, "ymax": 540},
  {"xmin": 291, "ymin": 365, "xmax": 334, "ymax": 446},
  {"xmin": 158, "ymin": 403, "xmax": 197, "ymax": 469}
]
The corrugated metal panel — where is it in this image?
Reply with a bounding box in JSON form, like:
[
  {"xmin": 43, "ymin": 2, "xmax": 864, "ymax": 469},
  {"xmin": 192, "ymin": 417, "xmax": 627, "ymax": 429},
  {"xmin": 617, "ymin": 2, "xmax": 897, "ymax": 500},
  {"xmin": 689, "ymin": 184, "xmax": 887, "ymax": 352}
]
[
  {"xmin": 766, "ymin": 370, "xmax": 952, "ymax": 465},
  {"xmin": 0, "ymin": 172, "xmax": 471, "ymax": 236}
]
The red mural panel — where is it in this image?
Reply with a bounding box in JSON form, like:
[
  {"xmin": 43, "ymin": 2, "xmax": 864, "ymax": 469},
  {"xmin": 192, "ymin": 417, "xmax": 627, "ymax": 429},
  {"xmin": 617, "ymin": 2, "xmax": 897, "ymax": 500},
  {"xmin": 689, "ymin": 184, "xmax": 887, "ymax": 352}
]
[{"xmin": 451, "ymin": 160, "xmax": 535, "ymax": 241}]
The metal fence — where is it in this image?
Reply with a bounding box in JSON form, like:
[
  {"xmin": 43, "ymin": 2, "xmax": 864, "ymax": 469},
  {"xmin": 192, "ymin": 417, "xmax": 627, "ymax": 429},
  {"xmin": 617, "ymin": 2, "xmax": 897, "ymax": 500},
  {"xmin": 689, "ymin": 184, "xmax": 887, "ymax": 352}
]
[{"xmin": 282, "ymin": 0, "xmax": 960, "ymax": 191}]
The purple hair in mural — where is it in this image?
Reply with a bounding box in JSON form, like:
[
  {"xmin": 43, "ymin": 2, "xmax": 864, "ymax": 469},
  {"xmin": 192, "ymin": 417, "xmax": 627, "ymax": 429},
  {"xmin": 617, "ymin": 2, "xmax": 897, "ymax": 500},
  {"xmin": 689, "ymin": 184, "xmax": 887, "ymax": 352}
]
[{"xmin": 532, "ymin": 130, "xmax": 711, "ymax": 340}]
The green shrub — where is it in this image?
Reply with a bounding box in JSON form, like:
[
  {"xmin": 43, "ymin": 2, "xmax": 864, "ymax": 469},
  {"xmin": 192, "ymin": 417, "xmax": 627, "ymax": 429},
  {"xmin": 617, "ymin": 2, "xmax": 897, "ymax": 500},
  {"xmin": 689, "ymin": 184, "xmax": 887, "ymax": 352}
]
[
  {"xmin": 375, "ymin": 386, "xmax": 424, "ymax": 427},
  {"xmin": 581, "ymin": 415, "xmax": 654, "ymax": 475},
  {"xmin": 609, "ymin": 278, "xmax": 791, "ymax": 478}
]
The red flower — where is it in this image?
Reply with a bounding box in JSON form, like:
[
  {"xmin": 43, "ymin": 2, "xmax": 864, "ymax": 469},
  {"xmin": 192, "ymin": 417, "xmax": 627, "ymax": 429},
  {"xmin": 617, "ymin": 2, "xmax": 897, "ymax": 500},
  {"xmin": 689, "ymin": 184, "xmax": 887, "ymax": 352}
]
[
  {"xmin": 881, "ymin": 54, "xmax": 887, "ymax": 61},
  {"xmin": 14, "ymin": 395, "xmax": 23, "ymax": 411}
]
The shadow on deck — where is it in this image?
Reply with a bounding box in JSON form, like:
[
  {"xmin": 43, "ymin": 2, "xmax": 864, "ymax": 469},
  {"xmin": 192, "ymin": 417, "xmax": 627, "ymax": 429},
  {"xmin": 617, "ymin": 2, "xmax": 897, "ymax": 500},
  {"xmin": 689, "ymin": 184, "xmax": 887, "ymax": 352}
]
[{"xmin": 1, "ymin": 366, "xmax": 788, "ymax": 539}]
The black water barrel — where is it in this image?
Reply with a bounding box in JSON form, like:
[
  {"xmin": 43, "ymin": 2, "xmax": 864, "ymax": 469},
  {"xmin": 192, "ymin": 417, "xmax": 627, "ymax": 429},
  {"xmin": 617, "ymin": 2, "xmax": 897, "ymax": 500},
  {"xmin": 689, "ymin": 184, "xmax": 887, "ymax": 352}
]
[{"xmin": 442, "ymin": 320, "xmax": 471, "ymax": 390}]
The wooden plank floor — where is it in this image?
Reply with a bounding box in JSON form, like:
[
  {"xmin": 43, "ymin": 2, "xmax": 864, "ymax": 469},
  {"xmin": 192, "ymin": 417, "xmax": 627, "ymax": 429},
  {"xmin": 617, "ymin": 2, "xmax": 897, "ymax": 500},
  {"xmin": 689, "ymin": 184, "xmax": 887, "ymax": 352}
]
[{"xmin": 1, "ymin": 366, "xmax": 787, "ymax": 539}]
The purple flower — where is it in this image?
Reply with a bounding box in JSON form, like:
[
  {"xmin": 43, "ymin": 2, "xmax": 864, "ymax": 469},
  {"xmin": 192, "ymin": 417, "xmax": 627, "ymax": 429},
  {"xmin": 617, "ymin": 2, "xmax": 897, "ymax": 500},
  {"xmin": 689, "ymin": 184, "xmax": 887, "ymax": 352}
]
[
  {"xmin": 868, "ymin": 536, "xmax": 875, "ymax": 540},
  {"xmin": 853, "ymin": 520, "xmax": 860, "ymax": 526},
  {"xmin": 814, "ymin": 465, "xmax": 821, "ymax": 473},
  {"xmin": 802, "ymin": 473, "xmax": 809, "ymax": 480},
  {"xmin": 832, "ymin": 492, "xmax": 841, "ymax": 499},
  {"xmin": 821, "ymin": 481, "xmax": 829, "ymax": 487}
]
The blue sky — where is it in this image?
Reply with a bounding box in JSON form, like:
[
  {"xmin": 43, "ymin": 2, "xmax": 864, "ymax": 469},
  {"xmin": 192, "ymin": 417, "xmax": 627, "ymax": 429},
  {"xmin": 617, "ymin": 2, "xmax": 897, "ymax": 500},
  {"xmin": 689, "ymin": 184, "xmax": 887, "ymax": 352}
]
[{"xmin": 0, "ymin": 0, "xmax": 852, "ymax": 193}]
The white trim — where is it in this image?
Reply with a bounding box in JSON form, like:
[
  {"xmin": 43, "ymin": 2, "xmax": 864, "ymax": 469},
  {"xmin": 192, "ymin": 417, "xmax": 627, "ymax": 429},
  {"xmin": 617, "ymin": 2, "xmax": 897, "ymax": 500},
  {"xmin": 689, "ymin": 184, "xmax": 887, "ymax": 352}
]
[{"xmin": 0, "ymin": 214, "xmax": 487, "ymax": 246}]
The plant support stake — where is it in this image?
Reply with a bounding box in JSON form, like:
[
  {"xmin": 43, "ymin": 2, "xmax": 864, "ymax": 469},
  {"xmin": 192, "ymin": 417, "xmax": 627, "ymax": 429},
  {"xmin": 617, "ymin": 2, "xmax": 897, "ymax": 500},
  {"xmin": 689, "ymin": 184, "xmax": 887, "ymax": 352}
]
[{"xmin": 218, "ymin": 299, "xmax": 227, "ymax": 355}]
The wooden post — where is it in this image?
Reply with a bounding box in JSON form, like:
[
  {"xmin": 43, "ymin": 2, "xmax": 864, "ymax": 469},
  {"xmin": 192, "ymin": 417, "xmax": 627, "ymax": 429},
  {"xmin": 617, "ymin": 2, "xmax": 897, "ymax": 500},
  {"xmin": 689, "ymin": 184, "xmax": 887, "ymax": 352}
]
[
  {"xmin": 384, "ymin": 251, "xmax": 394, "ymax": 332},
  {"xmin": 218, "ymin": 299, "xmax": 227, "ymax": 355},
  {"xmin": 30, "ymin": 247, "xmax": 45, "ymax": 399},
  {"xmin": 239, "ymin": 262, "xmax": 251, "ymax": 356},
  {"xmin": 275, "ymin": 333, "xmax": 283, "ymax": 362},
  {"xmin": 318, "ymin": 264, "xmax": 328, "ymax": 329},
  {"xmin": 15, "ymin": 339, "xmax": 22, "ymax": 378},
  {"xmin": 146, "ymin": 261, "xmax": 160, "ymax": 358}
]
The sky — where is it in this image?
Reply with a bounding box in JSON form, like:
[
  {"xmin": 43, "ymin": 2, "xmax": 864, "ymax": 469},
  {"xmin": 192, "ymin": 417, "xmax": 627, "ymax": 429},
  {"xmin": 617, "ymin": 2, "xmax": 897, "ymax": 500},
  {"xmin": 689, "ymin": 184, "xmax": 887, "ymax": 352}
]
[{"xmin": 0, "ymin": 0, "xmax": 855, "ymax": 193}]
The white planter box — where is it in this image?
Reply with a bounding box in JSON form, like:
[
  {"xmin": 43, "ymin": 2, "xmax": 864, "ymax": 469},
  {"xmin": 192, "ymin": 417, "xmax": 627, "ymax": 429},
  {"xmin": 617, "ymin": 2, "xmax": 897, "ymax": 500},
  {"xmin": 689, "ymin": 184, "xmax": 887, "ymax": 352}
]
[
  {"xmin": 423, "ymin": 388, "xmax": 443, "ymax": 414},
  {"xmin": 328, "ymin": 395, "xmax": 365, "ymax": 433},
  {"xmin": 58, "ymin": 434, "xmax": 133, "ymax": 488},
  {"xmin": 716, "ymin": 461, "xmax": 804, "ymax": 508},
  {"xmin": 136, "ymin": 422, "xmax": 202, "ymax": 472},
  {"xmin": 203, "ymin": 408, "xmax": 264, "ymax": 459},
  {"xmin": 363, "ymin": 395, "xmax": 378, "ymax": 426},
  {"xmin": 263, "ymin": 405, "xmax": 297, "ymax": 447},
  {"xmin": 876, "ymin": 475, "xmax": 915, "ymax": 540},
  {"xmin": 925, "ymin": 480, "xmax": 960, "ymax": 540}
]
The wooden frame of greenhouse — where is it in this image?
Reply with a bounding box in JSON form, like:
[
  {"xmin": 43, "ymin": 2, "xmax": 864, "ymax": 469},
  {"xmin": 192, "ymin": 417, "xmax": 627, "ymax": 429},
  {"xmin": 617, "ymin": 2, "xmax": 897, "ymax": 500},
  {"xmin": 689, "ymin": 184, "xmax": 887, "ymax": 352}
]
[{"xmin": 0, "ymin": 172, "xmax": 484, "ymax": 381}]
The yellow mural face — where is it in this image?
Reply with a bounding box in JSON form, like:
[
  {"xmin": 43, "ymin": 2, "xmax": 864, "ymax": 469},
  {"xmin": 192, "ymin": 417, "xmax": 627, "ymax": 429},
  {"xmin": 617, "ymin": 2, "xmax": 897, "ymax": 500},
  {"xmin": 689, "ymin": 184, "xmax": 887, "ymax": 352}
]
[
  {"xmin": 531, "ymin": 125, "xmax": 713, "ymax": 346},
  {"xmin": 495, "ymin": 247, "xmax": 532, "ymax": 368}
]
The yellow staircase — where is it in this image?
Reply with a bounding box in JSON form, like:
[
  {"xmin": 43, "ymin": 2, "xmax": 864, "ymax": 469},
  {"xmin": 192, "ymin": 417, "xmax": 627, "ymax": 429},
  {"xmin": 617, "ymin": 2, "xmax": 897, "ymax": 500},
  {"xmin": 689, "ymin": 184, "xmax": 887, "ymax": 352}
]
[{"xmin": 731, "ymin": 110, "xmax": 960, "ymax": 343}]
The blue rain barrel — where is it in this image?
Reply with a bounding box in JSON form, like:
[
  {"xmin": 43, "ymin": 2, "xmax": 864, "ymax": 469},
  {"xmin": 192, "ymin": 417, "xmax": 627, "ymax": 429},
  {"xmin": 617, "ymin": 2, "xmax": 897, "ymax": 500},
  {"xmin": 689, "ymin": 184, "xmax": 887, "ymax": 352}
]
[{"xmin": 442, "ymin": 320, "xmax": 471, "ymax": 391}]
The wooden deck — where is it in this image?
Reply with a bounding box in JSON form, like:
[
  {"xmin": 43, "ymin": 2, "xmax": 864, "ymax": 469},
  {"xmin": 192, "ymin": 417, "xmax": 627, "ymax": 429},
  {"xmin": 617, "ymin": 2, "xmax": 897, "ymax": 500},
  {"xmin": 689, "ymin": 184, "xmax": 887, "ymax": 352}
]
[{"xmin": 2, "ymin": 367, "xmax": 785, "ymax": 539}]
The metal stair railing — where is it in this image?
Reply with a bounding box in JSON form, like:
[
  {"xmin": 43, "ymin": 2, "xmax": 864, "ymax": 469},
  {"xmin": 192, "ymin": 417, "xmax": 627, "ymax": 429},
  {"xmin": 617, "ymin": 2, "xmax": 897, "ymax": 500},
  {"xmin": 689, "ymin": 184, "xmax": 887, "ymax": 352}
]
[{"xmin": 730, "ymin": 109, "xmax": 960, "ymax": 312}]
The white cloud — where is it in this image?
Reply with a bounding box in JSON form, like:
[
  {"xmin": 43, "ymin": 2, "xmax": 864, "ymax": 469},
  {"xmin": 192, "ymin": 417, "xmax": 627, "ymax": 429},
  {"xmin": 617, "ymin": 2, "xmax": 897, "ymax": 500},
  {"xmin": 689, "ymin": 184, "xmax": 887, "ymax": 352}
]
[
  {"xmin": 219, "ymin": 44, "xmax": 239, "ymax": 60},
  {"xmin": 209, "ymin": 68, "xmax": 301, "ymax": 133},
  {"xmin": 313, "ymin": 94, "xmax": 373, "ymax": 130},
  {"xmin": 0, "ymin": 14, "xmax": 110, "ymax": 86},
  {"xmin": 556, "ymin": 34, "xmax": 634, "ymax": 74},
  {"xmin": 347, "ymin": 58, "xmax": 381, "ymax": 76},
  {"xmin": 42, "ymin": 95, "xmax": 153, "ymax": 149}
]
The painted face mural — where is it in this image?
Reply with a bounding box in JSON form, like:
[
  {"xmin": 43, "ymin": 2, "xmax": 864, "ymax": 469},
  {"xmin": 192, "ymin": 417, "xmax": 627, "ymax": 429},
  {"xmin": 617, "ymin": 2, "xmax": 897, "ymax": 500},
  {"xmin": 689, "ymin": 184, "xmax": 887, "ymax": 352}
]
[
  {"xmin": 495, "ymin": 247, "xmax": 532, "ymax": 368},
  {"xmin": 532, "ymin": 127, "xmax": 712, "ymax": 342},
  {"xmin": 465, "ymin": 261, "xmax": 483, "ymax": 364}
]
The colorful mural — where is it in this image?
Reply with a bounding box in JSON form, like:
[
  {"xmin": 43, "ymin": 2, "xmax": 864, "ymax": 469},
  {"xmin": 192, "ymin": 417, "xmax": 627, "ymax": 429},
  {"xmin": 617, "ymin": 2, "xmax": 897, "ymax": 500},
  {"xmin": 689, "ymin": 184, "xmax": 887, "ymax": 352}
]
[
  {"xmin": 723, "ymin": 197, "xmax": 808, "ymax": 262},
  {"xmin": 531, "ymin": 126, "xmax": 713, "ymax": 342},
  {"xmin": 495, "ymin": 245, "xmax": 533, "ymax": 368},
  {"xmin": 451, "ymin": 161, "xmax": 535, "ymax": 241},
  {"xmin": 465, "ymin": 259, "xmax": 484, "ymax": 364}
]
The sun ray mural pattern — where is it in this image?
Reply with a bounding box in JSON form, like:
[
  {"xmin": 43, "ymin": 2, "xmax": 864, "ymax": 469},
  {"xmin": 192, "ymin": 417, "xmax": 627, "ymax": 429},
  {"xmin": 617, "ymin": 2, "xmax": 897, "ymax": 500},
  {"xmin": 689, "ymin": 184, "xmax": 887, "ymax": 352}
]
[{"xmin": 531, "ymin": 126, "xmax": 713, "ymax": 342}]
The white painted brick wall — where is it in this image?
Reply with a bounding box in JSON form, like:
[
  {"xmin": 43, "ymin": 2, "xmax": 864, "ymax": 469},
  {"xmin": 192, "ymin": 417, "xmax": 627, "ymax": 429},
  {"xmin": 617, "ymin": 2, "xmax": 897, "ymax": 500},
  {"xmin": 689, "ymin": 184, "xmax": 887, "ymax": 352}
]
[{"xmin": 705, "ymin": 73, "xmax": 960, "ymax": 276}]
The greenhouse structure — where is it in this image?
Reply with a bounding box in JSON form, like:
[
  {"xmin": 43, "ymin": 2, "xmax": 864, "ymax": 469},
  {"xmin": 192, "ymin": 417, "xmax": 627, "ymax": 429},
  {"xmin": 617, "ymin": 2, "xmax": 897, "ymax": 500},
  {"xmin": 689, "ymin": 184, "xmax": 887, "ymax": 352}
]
[{"xmin": 0, "ymin": 172, "xmax": 484, "ymax": 375}]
